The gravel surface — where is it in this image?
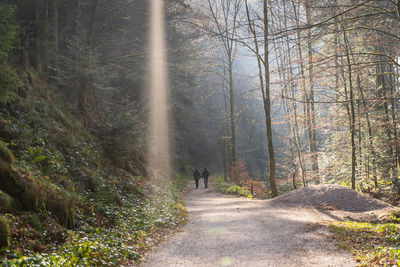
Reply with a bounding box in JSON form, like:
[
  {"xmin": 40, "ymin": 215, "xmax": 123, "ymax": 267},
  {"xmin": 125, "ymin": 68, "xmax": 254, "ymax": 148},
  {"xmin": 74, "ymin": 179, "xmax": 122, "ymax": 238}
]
[
  {"xmin": 269, "ymin": 184, "xmax": 390, "ymax": 212},
  {"xmin": 140, "ymin": 184, "xmax": 357, "ymax": 267}
]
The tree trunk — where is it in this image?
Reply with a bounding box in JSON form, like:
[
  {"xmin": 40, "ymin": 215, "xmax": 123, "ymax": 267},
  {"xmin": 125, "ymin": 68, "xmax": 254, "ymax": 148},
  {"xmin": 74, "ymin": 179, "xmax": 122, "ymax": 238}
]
[
  {"xmin": 342, "ymin": 28, "xmax": 357, "ymax": 190},
  {"xmin": 79, "ymin": 0, "xmax": 99, "ymax": 114},
  {"xmin": 357, "ymin": 75, "xmax": 378, "ymax": 188},
  {"xmin": 50, "ymin": 0, "xmax": 59, "ymax": 79},
  {"xmin": 222, "ymin": 137, "xmax": 227, "ymax": 181},
  {"xmin": 228, "ymin": 57, "xmax": 236, "ymax": 165},
  {"xmin": 305, "ymin": 0, "xmax": 319, "ymax": 183},
  {"xmin": 75, "ymin": 0, "xmax": 81, "ymax": 72},
  {"xmin": 292, "ymin": 0, "xmax": 308, "ymax": 183},
  {"xmin": 264, "ymin": 0, "xmax": 277, "ymax": 197},
  {"xmin": 389, "ymin": 65, "xmax": 400, "ymax": 190},
  {"xmin": 33, "ymin": 1, "xmax": 41, "ymax": 71}
]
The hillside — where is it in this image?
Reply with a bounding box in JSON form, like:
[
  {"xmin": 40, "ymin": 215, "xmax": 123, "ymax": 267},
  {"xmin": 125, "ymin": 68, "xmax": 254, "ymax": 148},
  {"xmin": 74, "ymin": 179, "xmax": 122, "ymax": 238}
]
[{"xmin": 0, "ymin": 78, "xmax": 187, "ymax": 265}]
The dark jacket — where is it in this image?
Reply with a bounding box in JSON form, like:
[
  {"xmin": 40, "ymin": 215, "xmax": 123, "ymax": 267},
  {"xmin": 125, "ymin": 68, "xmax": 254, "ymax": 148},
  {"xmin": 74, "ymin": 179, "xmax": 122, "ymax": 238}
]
[
  {"xmin": 202, "ymin": 169, "xmax": 209, "ymax": 179},
  {"xmin": 193, "ymin": 170, "xmax": 201, "ymax": 180}
]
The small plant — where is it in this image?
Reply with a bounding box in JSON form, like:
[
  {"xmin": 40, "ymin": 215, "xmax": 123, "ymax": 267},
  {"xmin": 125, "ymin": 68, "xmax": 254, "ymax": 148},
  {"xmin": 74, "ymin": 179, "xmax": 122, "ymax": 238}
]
[
  {"xmin": 240, "ymin": 178, "xmax": 265, "ymax": 198},
  {"xmin": 214, "ymin": 175, "xmax": 252, "ymax": 198},
  {"xmin": 0, "ymin": 65, "xmax": 20, "ymax": 103},
  {"xmin": 230, "ymin": 159, "xmax": 250, "ymax": 184}
]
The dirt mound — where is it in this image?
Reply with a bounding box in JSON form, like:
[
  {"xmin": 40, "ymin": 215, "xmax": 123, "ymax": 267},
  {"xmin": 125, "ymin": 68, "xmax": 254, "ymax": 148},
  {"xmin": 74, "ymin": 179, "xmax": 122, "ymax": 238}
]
[{"xmin": 270, "ymin": 184, "xmax": 390, "ymax": 212}]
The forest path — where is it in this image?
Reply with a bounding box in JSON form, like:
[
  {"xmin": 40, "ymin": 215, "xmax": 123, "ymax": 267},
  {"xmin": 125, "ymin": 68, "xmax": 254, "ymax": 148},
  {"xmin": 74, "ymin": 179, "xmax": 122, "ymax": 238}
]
[{"xmin": 140, "ymin": 183, "xmax": 354, "ymax": 267}]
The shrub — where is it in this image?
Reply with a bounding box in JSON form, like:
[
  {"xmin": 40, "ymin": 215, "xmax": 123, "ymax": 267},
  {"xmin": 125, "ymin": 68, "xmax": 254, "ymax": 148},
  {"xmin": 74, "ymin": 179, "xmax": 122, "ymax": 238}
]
[
  {"xmin": 225, "ymin": 184, "xmax": 252, "ymax": 198},
  {"xmin": 0, "ymin": 216, "xmax": 11, "ymax": 249},
  {"xmin": 230, "ymin": 159, "xmax": 250, "ymax": 184},
  {"xmin": 54, "ymin": 132, "xmax": 77, "ymax": 150},
  {"xmin": 240, "ymin": 178, "xmax": 266, "ymax": 197},
  {"xmin": 214, "ymin": 175, "xmax": 252, "ymax": 198}
]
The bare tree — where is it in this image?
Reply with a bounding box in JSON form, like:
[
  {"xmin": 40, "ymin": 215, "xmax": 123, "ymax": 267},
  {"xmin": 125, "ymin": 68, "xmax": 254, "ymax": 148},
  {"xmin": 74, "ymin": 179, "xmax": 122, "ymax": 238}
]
[
  {"xmin": 204, "ymin": 0, "xmax": 244, "ymax": 167},
  {"xmin": 244, "ymin": 0, "xmax": 278, "ymax": 197}
]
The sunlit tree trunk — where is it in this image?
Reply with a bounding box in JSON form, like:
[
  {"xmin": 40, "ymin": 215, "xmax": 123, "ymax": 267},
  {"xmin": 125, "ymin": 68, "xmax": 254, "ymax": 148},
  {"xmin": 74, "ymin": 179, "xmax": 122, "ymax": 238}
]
[
  {"xmin": 357, "ymin": 75, "xmax": 378, "ymax": 188},
  {"xmin": 263, "ymin": 0, "xmax": 277, "ymax": 197},
  {"xmin": 342, "ymin": 26, "xmax": 357, "ymax": 190},
  {"xmin": 244, "ymin": 0, "xmax": 277, "ymax": 196},
  {"xmin": 292, "ymin": 0, "xmax": 308, "ymax": 184},
  {"xmin": 305, "ymin": 0, "xmax": 319, "ymax": 183}
]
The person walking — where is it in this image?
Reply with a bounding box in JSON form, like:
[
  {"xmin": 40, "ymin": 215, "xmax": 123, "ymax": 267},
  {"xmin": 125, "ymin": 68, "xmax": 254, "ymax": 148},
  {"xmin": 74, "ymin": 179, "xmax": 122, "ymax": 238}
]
[
  {"xmin": 193, "ymin": 169, "xmax": 201, "ymax": 189},
  {"xmin": 202, "ymin": 168, "xmax": 209, "ymax": 189}
]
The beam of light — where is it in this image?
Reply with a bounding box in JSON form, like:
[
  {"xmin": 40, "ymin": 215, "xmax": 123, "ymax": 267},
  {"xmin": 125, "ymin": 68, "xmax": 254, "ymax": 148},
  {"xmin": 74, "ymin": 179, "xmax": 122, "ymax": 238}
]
[{"xmin": 148, "ymin": 0, "xmax": 171, "ymax": 179}]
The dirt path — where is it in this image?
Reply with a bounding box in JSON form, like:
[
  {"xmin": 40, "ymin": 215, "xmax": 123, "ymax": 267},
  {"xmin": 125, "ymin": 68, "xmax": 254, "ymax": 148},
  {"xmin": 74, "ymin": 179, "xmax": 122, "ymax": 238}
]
[{"xmin": 140, "ymin": 185, "xmax": 354, "ymax": 267}]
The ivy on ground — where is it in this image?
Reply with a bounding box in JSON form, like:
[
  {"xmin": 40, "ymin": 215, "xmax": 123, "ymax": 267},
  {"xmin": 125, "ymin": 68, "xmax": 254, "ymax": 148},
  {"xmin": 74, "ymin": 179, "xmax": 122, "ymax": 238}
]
[
  {"xmin": 329, "ymin": 221, "xmax": 400, "ymax": 266},
  {"xmin": 1, "ymin": 182, "xmax": 187, "ymax": 266}
]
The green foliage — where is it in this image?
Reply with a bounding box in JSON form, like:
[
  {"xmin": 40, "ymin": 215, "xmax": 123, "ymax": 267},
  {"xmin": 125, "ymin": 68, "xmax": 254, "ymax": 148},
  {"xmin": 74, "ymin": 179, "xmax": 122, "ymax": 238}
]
[
  {"xmin": 214, "ymin": 174, "xmax": 253, "ymax": 198},
  {"xmin": 0, "ymin": 4, "xmax": 20, "ymax": 103},
  {"xmin": 0, "ymin": 57, "xmax": 188, "ymax": 265},
  {"xmin": 172, "ymin": 173, "xmax": 190, "ymax": 192},
  {"xmin": 26, "ymin": 146, "xmax": 52, "ymax": 173},
  {"xmin": 329, "ymin": 221, "xmax": 400, "ymax": 266},
  {"xmin": 0, "ymin": 4, "xmax": 18, "ymax": 61},
  {"xmin": 0, "ymin": 216, "xmax": 11, "ymax": 249},
  {"xmin": 0, "ymin": 65, "xmax": 20, "ymax": 103},
  {"xmin": 3, "ymin": 184, "xmax": 186, "ymax": 265},
  {"xmin": 53, "ymin": 133, "xmax": 77, "ymax": 150}
]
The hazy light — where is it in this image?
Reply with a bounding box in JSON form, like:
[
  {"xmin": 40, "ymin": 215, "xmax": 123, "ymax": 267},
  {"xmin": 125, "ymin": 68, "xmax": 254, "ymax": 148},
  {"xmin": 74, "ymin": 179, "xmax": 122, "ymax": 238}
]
[
  {"xmin": 206, "ymin": 226, "xmax": 227, "ymax": 235},
  {"xmin": 209, "ymin": 216, "xmax": 220, "ymax": 222},
  {"xmin": 148, "ymin": 0, "xmax": 171, "ymax": 178},
  {"xmin": 220, "ymin": 257, "xmax": 234, "ymax": 266}
]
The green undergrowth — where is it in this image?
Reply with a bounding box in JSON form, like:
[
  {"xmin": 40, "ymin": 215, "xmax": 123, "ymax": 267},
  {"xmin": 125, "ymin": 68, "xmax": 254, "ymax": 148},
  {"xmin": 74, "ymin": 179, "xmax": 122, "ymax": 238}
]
[
  {"xmin": 0, "ymin": 84, "xmax": 188, "ymax": 265},
  {"xmin": 1, "ymin": 181, "xmax": 187, "ymax": 266},
  {"xmin": 213, "ymin": 175, "xmax": 253, "ymax": 198},
  {"xmin": 329, "ymin": 221, "xmax": 400, "ymax": 266}
]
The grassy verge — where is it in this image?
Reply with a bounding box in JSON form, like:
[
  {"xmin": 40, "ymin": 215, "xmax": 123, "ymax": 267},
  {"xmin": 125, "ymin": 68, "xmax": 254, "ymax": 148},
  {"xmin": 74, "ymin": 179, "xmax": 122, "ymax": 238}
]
[
  {"xmin": 329, "ymin": 221, "xmax": 400, "ymax": 266},
  {"xmin": 1, "ymin": 178, "xmax": 187, "ymax": 266}
]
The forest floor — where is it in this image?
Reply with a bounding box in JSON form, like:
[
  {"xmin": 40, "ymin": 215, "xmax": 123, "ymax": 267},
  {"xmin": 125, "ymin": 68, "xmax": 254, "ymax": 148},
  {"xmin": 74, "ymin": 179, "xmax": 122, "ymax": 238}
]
[{"xmin": 138, "ymin": 182, "xmax": 378, "ymax": 266}]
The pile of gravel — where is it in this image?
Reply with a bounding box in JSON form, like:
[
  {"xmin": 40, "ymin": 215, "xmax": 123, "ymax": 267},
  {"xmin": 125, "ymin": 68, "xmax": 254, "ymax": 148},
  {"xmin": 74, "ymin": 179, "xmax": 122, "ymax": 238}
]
[{"xmin": 270, "ymin": 184, "xmax": 390, "ymax": 212}]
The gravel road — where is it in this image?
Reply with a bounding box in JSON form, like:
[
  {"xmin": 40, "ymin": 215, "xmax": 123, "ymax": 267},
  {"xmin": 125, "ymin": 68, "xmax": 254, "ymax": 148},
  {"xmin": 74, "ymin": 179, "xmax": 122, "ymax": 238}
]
[{"xmin": 140, "ymin": 185, "xmax": 355, "ymax": 267}]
